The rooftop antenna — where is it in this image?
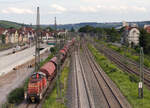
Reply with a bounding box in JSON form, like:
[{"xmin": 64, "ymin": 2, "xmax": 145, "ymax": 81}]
[{"xmin": 35, "ymin": 6, "xmax": 40, "ymax": 72}]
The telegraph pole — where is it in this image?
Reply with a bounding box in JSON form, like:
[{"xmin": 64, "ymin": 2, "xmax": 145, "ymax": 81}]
[
  {"xmin": 35, "ymin": 7, "xmax": 40, "ymax": 72},
  {"xmin": 55, "ymin": 16, "xmax": 60, "ymax": 98},
  {"xmin": 139, "ymin": 47, "xmax": 144, "ymax": 98},
  {"xmin": 54, "ymin": 17, "xmax": 57, "ymax": 46}
]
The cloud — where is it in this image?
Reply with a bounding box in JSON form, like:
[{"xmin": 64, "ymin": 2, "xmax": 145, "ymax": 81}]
[
  {"xmin": 1, "ymin": 7, "xmax": 33, "ymax": 14},
  {"xmin": 132, "ymin": 6, "xmax": 147, "ymax": 12},
  {"xmin": 48, "ymin": 11, "xmax": 62, "ymax": 14},
  {"xmin": 51, "ymin": 4, "xmax": 67, "ymax": 12},
  {"xmin": 80, "ymin": 6, "xmax": 97, "ymax": 13},
  {"xmin": 81, "ymin": 0, "xmax": 99, "ymax": 2},
  {"xmin": 79, "ymin": 5, "xmax": 147, "ymax": 13}
]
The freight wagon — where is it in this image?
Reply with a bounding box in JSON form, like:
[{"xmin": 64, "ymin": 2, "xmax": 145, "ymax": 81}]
[{"xmin": 24, "ymin": 38, "xmax": 75, "ymax": 103}]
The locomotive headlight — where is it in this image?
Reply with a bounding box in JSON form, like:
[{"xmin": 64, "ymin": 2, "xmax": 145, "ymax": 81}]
[{"xmin": 24, "ymin": 92, "xmax": 27, "ymax": 99}]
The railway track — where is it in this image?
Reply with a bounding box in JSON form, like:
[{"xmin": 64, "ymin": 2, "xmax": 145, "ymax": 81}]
[
  {"xmin": 81, "ymin": 42, "xmax": 131, "ymax": 108},
  {"xmin": 18, "ymin": 52, "xmax": 71, "ymax": 108},
  {"xmin": 74, "ymin": 52, "xmax": 80, "ymax": 108},
  {"xmin": 74, "ymin": 47, "xmax": 92, "ymax": 108},
  {"xmin": 92, "ymin": 42, "xmax": 150, "ymax": 88}
]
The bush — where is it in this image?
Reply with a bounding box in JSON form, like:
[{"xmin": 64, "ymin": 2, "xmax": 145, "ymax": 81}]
[
  {"xmin": 24, "ymin": 79, "xmax": 29, "ymax": 91},
  {"xmin": 144, "ymin": 59, "xmax": 150, "ymax": 67},
  {"xmin": 8, "ymin": 87, "xmax": 24, "ymax": 104},
  {"xmin": 129, "ymin": 74, "xmax": 139, "ymax": 83},
  {"xmin": 50, "ymin": 47, "xmax": 56, "ymax": 53}
]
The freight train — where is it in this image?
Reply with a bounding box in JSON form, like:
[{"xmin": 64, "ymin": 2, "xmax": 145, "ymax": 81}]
[{"xmin": 24, "ymin": 38, "xmax": 75, "ymax": 103}]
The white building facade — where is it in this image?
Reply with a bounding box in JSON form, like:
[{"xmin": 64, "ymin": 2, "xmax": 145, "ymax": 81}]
[
  {"xmin": 127, "ymin": 28, "xmax": 140, "ymax": 46},
  {"xmin": 122, "ymin": 27, "xmax": 140, "ymax": 46}
]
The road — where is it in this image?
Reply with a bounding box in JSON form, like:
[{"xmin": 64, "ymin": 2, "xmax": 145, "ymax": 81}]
[
  {"xmin": 0, "ymin": 48, "xmax": 13, "ymax": 57},
  {"xmin": 0, "ymin": 44, "xmax": 51, "ymax": 76}
]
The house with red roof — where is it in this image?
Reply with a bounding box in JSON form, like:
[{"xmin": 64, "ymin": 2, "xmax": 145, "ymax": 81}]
[
  {"xmin": 0, "ymin": 26, "xmax": 55, "ymax": 45},
  {"xmin": 144, "ymin": 25, "xmax": 150, "ymax": 34}
]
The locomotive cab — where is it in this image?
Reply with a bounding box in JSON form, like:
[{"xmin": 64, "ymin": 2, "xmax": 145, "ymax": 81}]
[{"xmin": 25, "ymin": 72, "xmax": 47, "ymax": 103}]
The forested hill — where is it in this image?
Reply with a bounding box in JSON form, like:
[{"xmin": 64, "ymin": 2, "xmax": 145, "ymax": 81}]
[
  {"xmin": 0, "ymin": 20, "xmax": 23, "ymax": 29},
  {"xmin": 0, "ymin": 20, "xmax": 150, "ymax": 30},
  {"xmin": 46, "ymin": 21, "xmax": 150, "ymax": 30}
]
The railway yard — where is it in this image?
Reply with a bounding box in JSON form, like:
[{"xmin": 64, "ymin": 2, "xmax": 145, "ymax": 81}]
[
  {"xmin": 66, "ymin": 41, "xmax": 131, "ymax": 108},
  {"xmin": 0, "ymin": 44, "xmax": 52, "ymax": 105},
  {"xmin": 1, "ymin": 36, "xmax": 150, "ymax": 108},
  {"xmin": 91, "ymin": 40, "xmax": 150, "ymax": 88}
]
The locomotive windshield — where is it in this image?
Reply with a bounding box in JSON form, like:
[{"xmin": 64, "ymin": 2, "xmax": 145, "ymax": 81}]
[{"xmin": 31, "ymin": 74, "xmax": 42, "ymax": 79}]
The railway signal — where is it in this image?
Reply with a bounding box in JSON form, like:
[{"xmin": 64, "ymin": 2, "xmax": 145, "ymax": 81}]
[{"xmin": 139, "ymin": 47, "xmax": 144, "ymax": 98}]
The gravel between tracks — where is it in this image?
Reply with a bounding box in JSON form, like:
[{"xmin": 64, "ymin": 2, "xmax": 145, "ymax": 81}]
[
  {"xmin": 83, "ymin": 43, "xmax": 131, "ymax": 108},
  {"xmin": 66, "ymin": 41, "xmax": 131, "ymax": 108}
]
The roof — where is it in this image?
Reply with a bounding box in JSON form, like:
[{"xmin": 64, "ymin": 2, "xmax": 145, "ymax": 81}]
[
  {"xmin": 8, "ymin": 28, "xmax": 16, "ymax": 34},
  {"xmin": 124, "ymin": 26, "xmax": 139, "ymax": 31},
  {"xmin": 145, "ymin": 26, "xmax": 150, "ymax": 33},
  {"xmin": 0, "ymin": 28, "xmax": 5, "ymax": 35},
  {"xmin": 60, "ymin": 49, "xmax": 66, "ymax": 55}
]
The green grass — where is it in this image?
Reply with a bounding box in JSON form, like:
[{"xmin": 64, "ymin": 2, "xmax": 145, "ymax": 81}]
[
  {"xmin": 95, "ymin": 39, "xmax": 150, "ymax": 68},
  {"xmin": 43, "ymin": 63, "xmax": 69, "ymax": 108},
  {"xmin": 88, "ymin": 44, "xmax": 150, "ymax": 108}
]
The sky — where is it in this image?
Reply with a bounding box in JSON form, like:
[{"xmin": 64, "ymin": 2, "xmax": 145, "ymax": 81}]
[{"xmin": 0, "ymin": 0, "xmax": 150, "ymax": 24}]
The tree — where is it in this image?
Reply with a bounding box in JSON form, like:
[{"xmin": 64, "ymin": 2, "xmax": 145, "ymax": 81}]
[
  {"xmin": 45, "ymin": 27, "xmax": 53, "ymax": 32},
  {"xmin": 105, "ymin": 28, "xmax": 121, "ymax": 42},
  {"xmin": 70, "ymin": 27, "xmax": 75, "ymax": 32},
  {"xmin": 0, "ymin": 34, "xmax": 6, "ymax": 44},
  {"xmin": 139, "ymin": 29, "xmax": 150, "ymax": 54},
  {"xmin": 78, "ymin": 25, "xmax": 94, "ymax": 33}
]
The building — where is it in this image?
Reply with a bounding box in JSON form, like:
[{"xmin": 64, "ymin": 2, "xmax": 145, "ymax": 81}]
[
  {"xmin": 122, "ymin": 21, "xmax": 129, "ymax": 27},
  {"xmin": 0, "ymin": 26, "xmax": 55, "ymax": 45},
  {"xmin": 144, "ymin": 25, "xmax": 150, "ymax": 33},
  {"xmin": 122, "ymin": 26, "xmax": 140, "ymax": 47},
  {"xmin": 0, "ymin": 28, "xmax": 6, "ymax": 44},
  {"xmin": 42, "ymin": 31, "xmax": 53, "ymax": 42}
]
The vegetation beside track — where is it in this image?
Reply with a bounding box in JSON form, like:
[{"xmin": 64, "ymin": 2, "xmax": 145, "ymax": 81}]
[
  {"xmin": 43, "ymin": 61, "xmax": 70, "ymax": 108},
  {"xmin": 4, "ymin": 48, "xmax": 55, "ymax": 107},
  {"xmin": 88, "ymin": 44, "xmax": 150, "ymax": 108},
  {"xmin": 94, "ymin": 39, "xmax": 150, "ymax": 68}
]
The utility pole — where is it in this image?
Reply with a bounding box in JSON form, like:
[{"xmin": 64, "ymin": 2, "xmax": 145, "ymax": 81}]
[
  {"xmin": 54, "ymin": 17, "xmax": 57, "ymax": 47},
  {"xmin": 35, "ymin": 6, "xmax": 40, "ymax": 72},
  {"xmin": 55, "ymin": 17, "xmax": 57, "ymax": 33},
  {"xmin": 139, "ymin": 47, "xmax": 144, "ymax": 98},
  {"xmin": 55, "ymin": 16, "xmax": 60, "ymax": 98}
]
